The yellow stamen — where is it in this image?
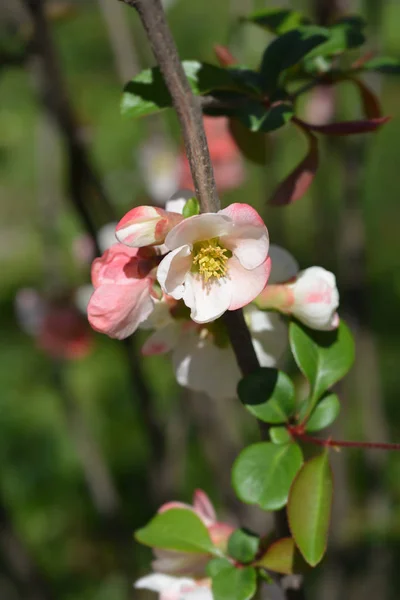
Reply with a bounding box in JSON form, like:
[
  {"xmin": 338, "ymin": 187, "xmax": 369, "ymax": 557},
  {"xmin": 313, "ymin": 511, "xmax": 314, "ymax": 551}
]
[{"xmin": 192, "ymin": 239, "xmax": 230, "ymax": 283}]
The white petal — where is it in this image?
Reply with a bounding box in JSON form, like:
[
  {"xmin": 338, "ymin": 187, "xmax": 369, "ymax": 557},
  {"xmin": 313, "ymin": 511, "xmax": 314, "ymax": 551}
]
[
  {"xmin": 142, "ymin": 323, "xmax": 180, "ymax": 356},
  {"xmin": 219, "ymin": 203, "xmax": 269, "ymax": 269},
  {"xmin": 183, "ymin": 273, "xmax": 232, "ymax": 323},
  {"xmin": 172, "ymin": 331, "xmax": 240, "ymax": 399},
  {"xmin": 165, "ymin": 214, "xmax": 232, "ymax": 251},
  {"xmin": 268, "ymin": 244, "xmax": 299, "ymax": 284},
  {"xmin": 157, "ymin": 245, "xmax": 192, "ymax": 299},
  {"xmin": 245, "ymin": 306, "xmax": 289, "ymax": 367},
  {"xmin": 134, "ymin": 573, "xmax": 190, "ymax": 593},
  {"xmin": 166, "ymin": 189, "xmax": 195, "ymax": 214}
]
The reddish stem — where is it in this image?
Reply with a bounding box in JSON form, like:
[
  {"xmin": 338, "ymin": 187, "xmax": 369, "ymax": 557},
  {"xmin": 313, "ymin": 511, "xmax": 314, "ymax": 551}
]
[{"xmin": 289, "ymin": 428, "xmax": 400, "ymax": 451}]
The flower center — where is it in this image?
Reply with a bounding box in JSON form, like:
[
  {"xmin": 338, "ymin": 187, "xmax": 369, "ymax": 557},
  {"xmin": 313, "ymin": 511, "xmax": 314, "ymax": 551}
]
[{"xmin": 192, "ymin": 238, "xmax": 230, "ymax": 282}]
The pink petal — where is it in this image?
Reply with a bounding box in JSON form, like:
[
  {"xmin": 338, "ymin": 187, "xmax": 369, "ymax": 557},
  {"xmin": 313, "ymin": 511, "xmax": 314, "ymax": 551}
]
[
  {"xmin": 228, "ymin": 256, "xmax": 271, "ymax": 311},
  {"xmin": 87, "ymin": 279, "xmax": 153, "ymax": 339},
  {"xmin": 183, "ymin": 273, "xmax": 232, "ymax": 323},
  {"xmin": 219, "ymin": 204, "xmax": 269, "ymax": 270},
  {"xmin": 116, "ymin": 206, "xmax": 183, "ymax": 248},
  {"xmin": 157, "ymin": 245, "xmax": 193, "ymax": 299},
  {"xmin": 158, "ymin": 501, "xmax": 193, "ymax": 514},
  {"xmin": 91, "ymin": 244, "xmax": 140, "ymax": 288},
  {"xmin": 165, "ymin": 214, "xmax": 232, "ymax": 251},
  {"xmin": 193, "ymin": 490, "xmax": 216, "ymax": 525}
]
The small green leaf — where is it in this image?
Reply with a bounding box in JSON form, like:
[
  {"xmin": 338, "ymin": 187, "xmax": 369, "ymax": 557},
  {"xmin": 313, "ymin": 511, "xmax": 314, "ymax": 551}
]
[
  {"xmin": 228, "ymin": 529, "xmax": 260, "ymax": 563},
  {"xmin": 307, "ymin": 16, "xmax": 365, "ymax": 59},
  {"xmin": 207, "ymin": 558, "xmax": 232, "ymax": 578},
  {"xmin": 232, "ymin": 442, "xmax": 303, "ymax": 511},
  {"xmin": 228, "ymin": 119, "xmax": 267, "ymax": 165},
  {"xmin": 238, "ymin": 368, "xmax": 296, "ymax": 424},
  {"xmin": 135, "ymin": 508, "xmax": 215, "ymax": 554},
  {"xmin": 121, "ymin": 61, "xmax": 246, "ymax": 118},
  {"xmin": 182, "ymin": 197, "xmax": 200, "ymax": 218},
  {"xmin": 256, "ymin": 537, "xmax": 297, "ymax": 575},
  {"xmin": 360, "ymin": 56, "xmax": 400, "ymax": 75},
  {"xmin": 243, "ymin": 8, "xmax": 308, "ymax": 35},
  {"xmin": 270, "ymin": 426, "xmax": 292, "ymax": 445},
  {"xmin": 210, "ymin": 559, "xmax": 257, "ymax": 600},
  {"xmin": 289, "ymin": 320, "xmax": 355, "ymax": 407},
  {"xmin": 288, "ymin": 452, "xmax": 333, "ymax": 566},
  {"xmin": 236, "ymin": 100, "xmax": 294, "ymax": 133},
  {"xmin": 259, "ymin": 26, "xmax": 330, "ymax": 93},
  {"xmin": 306, "ymin": 393, "xmax": 340, "ymax": 432}
]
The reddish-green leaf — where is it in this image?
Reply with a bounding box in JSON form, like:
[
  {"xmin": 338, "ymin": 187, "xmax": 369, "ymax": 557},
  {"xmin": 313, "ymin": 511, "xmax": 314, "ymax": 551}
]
[
  {"xmin": 303, "ymin": 116, "xmax": 390, "ymax": 135},
  {"xmin": 256, "ymin": 537, "xmax": 297, "ymax": 574},
  {"xmin": 287, "ymin": 452, "xmax": 333, "ymax": 566}
]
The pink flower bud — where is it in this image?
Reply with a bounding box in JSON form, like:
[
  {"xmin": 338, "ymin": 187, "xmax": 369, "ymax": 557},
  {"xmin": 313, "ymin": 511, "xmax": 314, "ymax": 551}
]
[
  {"xmin": 116, "ymin": 205, "xmax": 183, "ymax": 248},
  {"xmin": 289, "ymin": 267, "xmax": 339, "ymax": 330}
]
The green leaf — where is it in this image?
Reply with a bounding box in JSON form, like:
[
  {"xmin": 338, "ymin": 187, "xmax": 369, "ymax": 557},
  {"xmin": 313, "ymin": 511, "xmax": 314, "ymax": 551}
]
[
  {"xmin": 228, "ymin": 119, "xmax": 267, "ymax": 165},
  {"xmin": 228, "ymin": 529, "xmax": 260, "ymax": 563},
  {"xmin": 243, "ymin": 8, "xmax": 308, "ymax": 35},
  {"xmin": 306, "ymin": 393, "xmax": 340, "ymax": 432},
  {"xmin": 289, "ymin": 320, "xmax": 355, "ymax": 408},
  {"xmin": 236, "ymin": 100, "xmax": 294, "ymax": 133},
  {"xmin": 182, "ymin": 197, "xmax": 200, "ymax": 217},
  {"xmin": 121, "ymin": 61, "xmax": 246, "ymax": 118},
  {"xmin": 256, "ymin": 537, "xmax": 298, "ymax": 575},
  {"xmin": 307, "ymin": 16, "xmax": 365, "ymax": 59},
  {"xmin": 238, "ymin": 368, "xmax": 296, "ymax": 424},
  {"xmin": 360, "ymin": 56, "xmax": 400, "ymax": 75},
  {"xmin": 207, "ymin": 558, "xmax": 232, "ymax": 578},
  {"xmin": 210, "ymin": 559, "xmax": 257, "ymax": 600},
  {"xmin": 135, "ymin": 508, "xmax": 215, "ymax": 554},
  {"xmin": 287, "ymin": 452, "xmax": 333, "ymax": 566},
  {"xmin": 259, "ymin": 26, "xmax": 330, "ymax": 93},
  {"xmin": 232, "ymin": 442, "xmax": 303, "ymax": 511},
  {"xmin": 270, "ymin": 426, "xmax": 292, "ymax": 445}
]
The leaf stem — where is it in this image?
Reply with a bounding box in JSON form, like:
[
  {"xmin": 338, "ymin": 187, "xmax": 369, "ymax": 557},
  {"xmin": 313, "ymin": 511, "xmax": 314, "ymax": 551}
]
[{"xmin": 290, "ymin": 429, "xmax": 400, "ymax": 451}]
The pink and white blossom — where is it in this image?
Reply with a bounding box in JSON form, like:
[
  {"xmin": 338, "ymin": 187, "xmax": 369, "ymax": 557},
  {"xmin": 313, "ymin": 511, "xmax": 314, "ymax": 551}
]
[
  {"xmin": 116, "ymin": 205, "xmax": 183, "ymax": 248},
  {"xmin": 288, "ymin": 267, "xmax": 339, "ymax": 330},
  {"xmin": 87, "ymin": 243, "xmax": 157, "ymax": 339},
  {"xmin": 135, "ymin": 574, "xmax": 213, "ymax": 600},
  {"xmin": 157, "ymin": 203, "xmax": 270, "ymax": 323}
]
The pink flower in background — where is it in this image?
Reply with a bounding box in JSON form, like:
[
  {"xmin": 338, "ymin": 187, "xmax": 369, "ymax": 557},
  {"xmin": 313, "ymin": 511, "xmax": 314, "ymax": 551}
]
[
  {"xmin": 157, "ymin": 203, "xmax": 270, "ymax": 323},
  {"xmin": 15, "ymin": 289, "xmax": 92, "ymax": 360},
  {"xmin": 87, "ymin": 243, "xmax": 158, "ymax": 339},
  {"xmin": 179, "ymin": 117, "xmax": 244, "ymax": 193},
  {"xmin": 135, "ymin": 574, "xmax": 213, "ymax": 600},
  {"xmin": 150, "ymin": 490, "xmax": 234, "ymax": 577}
]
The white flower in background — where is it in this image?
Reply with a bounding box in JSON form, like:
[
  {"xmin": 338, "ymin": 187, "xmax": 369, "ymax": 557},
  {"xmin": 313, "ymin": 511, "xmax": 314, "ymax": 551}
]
[
  {"xmin": 135, "ymin": 574, "xmax": 213, "ymax": 600},
  {"xmin": 157, "ymin": 202, "xmax": 270, "ymax": 323},
  {"xmin": 138, "ymin": 136, "xmax": 181, "ymax": 205},
  {"xmin": 256, "ymin": 246, "xmax": 340, "ymax": 331},
  {"xmin": 142, "ymin": 303, "xmax": 288, "ymax": 400},
  {"xmin": 97, "ymin": 222, "xmax": 118, "ymax": 252}
]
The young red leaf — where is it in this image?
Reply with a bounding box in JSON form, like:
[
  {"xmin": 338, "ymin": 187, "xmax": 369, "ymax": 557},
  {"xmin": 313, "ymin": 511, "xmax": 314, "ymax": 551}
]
[
  {"xmin": 269, "ymin": 124, "xmax": 318, "ymax": 206},
  {"xmin": 214, "ymin": 44, "xmax": 238, "ymax": 67},
  {"xmin": 348, "ymin": 77, "xmax": 382, "ymax": 119},
  {"xmin": 287, "ymin": 452, "xmax": 333, "ymax": 567},
  {"xmin": 300, "ymin": 116, "xmax": 390, "ymax": 135}
]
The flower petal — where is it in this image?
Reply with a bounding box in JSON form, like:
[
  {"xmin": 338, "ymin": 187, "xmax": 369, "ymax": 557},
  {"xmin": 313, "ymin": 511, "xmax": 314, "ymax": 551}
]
[
  {"xmin": 165, "ymin": 214, "xmax": 232, "ymax": 251},
  {"xmin": 141, "ymin": 323, "xmax": 180, "ymax": 356},
  {"xmin": 87, "ymin": 279, "xmax": 153, "ymax": 339},
  {"xmin": 157, "ymin": 245, "xmax": 193, "ymax": 299},
  {"xmin": 228, "ymin": 256, "xmax": 271, "ymax": 311},
  {"xmin": 244, "ymin": 306, "xmax": 289, "ymax": 367},
  {"xmin": 183, "ymin": 273, "xmax": 232, "ymax": 323},
  {"xmin": 193, "ymin": 490, "xmax": 216, "ymax": 525},
  {"xmin": 135, "ymin": 574, "xmax": 193, "ymax": 593},
  {"xmin": 268, "ymin": 244, "xmax": 299, "ymax": 283}
]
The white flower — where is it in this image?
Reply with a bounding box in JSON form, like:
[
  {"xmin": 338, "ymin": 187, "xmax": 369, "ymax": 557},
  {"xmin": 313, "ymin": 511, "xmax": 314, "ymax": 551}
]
[
  {"xmin": 135, "ymin": 574, "xmax": 213, "ymax": 600},
  {"xmin": 138, "ymin": 136, "xmax": 180, "ymax": 205},
  {"xmin": 142, "ymin": 304, "xmax": 288, "ymax": 400},
  {"xmin": 157, "ymin": 203, "xmax": 270, "ymax": 323},
  {"xmin": 288, "ymin": 267, "xmax": 339, "ymax": 330}
]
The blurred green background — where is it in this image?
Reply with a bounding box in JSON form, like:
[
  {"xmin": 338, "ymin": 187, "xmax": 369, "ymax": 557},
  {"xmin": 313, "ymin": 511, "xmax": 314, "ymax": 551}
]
[{"xmin": 1, "ymin": 0, "xmax": 400, "ymax": 599}]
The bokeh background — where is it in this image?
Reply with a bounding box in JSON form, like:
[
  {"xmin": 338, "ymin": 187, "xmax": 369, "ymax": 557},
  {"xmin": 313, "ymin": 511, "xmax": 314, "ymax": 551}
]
[{"xmin": 1, "ymin": 0, "xmax": 400, "ymax": 599}]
